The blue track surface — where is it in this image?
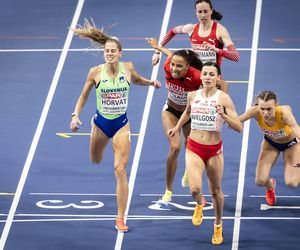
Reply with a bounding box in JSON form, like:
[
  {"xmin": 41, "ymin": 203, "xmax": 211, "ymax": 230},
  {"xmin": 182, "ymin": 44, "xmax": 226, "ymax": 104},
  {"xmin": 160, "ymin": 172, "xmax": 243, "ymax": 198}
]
[{"xmin": 1, "ymin": 0, "xmax": 300, "ymax": 249}]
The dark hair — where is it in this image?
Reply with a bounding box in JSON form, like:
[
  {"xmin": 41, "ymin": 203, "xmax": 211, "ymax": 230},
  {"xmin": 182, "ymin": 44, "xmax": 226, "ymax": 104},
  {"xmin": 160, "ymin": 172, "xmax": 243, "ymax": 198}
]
[
  {"xmin": 202, "ymin": 61, "xmax": 221, "ymax": 75},
  {"xmin": 254, "ymin": 91, "xmax": 278, "ymax": 105},
  {"xmin": 172, "ymin": 49, "xmax": 203, "ymax": 70},
  {"xmin": 195, "ymin": 0, "xmax": 223, "ymax": 21}
]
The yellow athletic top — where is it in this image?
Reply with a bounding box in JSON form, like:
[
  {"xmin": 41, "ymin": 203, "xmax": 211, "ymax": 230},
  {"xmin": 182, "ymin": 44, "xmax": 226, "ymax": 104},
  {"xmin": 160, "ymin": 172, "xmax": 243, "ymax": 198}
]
[{"xmin": 257, "ymin": 106, "xmax": 292, "ymax": 139}]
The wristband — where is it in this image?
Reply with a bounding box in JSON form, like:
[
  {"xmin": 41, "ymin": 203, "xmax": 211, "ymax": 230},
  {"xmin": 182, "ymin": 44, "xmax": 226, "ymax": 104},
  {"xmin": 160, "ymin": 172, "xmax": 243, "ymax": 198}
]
[{"xmin": 71, "ymin": 112, "xmax": 78, "ymax": 117}]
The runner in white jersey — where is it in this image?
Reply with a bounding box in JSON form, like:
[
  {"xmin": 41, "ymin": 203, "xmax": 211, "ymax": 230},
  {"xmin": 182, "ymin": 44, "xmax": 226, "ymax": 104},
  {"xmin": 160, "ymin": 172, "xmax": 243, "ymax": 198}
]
[
  {"xmin": 190, "ymin": 88, "xmax": 224, "ymax": 132},
  {"xmin": 69, "ymin": 19, "xmax": 161, "ymax": 233},
  {"xmin": 168, "ymin": 62, "xmax": 242, "ymax": 245}
]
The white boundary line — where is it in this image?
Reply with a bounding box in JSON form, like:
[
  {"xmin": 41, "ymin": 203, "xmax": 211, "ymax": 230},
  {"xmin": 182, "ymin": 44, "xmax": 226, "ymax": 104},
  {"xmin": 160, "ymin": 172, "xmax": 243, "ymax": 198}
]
[
  {"xmin": 232, "ymin": 1, "xmax": 262, "ymax": 250},
  {"xmin": 1, "ymin": 48, "xmax": 300, "ymax": 53},
  {"xmin": 30, "ymin": 192, "xmax": 117, "ymax": 196},
  {"xmin": 1, "ymin": 215, "xmax": 300, "ymax": 223},
  {"xmin": 0, "ymin": 0, "xmax": 85, "ymax": 249},
  {"xmin": 250, "ymin": 195, "xmax": 300, "ymax": 198},
  {"xmin": 28, "ymin": 192, "xmax": 229, "ymax": 197},
  {"xmin": 113, "ymin": 0, "xmax": 173, "ymax": 249}
]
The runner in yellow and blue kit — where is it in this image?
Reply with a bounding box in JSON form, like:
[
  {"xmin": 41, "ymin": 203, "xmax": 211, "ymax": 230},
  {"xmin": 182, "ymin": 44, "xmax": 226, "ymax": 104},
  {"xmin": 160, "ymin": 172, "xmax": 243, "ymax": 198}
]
[
  {"xmin": 240, "ymin": 90, "xmax": 300, "ymax": 206},
  {"xmin": 70, "ymin": 19, "xmax": 161, "ymax": 232}
]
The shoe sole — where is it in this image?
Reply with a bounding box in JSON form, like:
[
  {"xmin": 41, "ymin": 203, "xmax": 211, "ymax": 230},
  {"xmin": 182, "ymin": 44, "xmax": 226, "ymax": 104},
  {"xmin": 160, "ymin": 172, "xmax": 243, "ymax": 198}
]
[
  {"xmin": 192, "ymin": 219, "xmax": 203, "ymax": 226},
  {"xmin": 157, "ymin": 200, "xmax": 170, "ymax": 206},
  {"xmin": 212, "ymin": 237, "xmax": 224, "ymax": 245},
  {"xmin": 181, "ymin": 180, "xmax": 189, "ymax": 188},
  {"xmin": 115, "ymin": 225, "xmax": 128, "ymax": 233},
  {"xmin": 212, "ymin": 232, "xmax": 223, "ymax": 244}
]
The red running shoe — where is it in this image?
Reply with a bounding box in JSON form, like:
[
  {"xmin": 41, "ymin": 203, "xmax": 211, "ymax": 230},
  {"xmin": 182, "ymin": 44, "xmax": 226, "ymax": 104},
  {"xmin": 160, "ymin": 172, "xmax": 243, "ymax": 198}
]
[
  {"xmin": 266, "ymin": 178, "xmax": 276, "ymax": 206},
  {"xmin": 115, "ymin": 218, "xmax": 129, "ymax": 232}
]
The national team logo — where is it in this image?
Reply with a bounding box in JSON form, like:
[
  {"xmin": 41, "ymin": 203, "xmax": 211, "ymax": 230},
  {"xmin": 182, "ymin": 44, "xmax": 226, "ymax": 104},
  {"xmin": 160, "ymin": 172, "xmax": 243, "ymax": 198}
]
[
  {"xmin": 119, "ymin": 76, "xmax": 126, "ymax": 83},
  {"xmin": 210, "ymin": 108, "xmax": 216, "ymax": 115}
]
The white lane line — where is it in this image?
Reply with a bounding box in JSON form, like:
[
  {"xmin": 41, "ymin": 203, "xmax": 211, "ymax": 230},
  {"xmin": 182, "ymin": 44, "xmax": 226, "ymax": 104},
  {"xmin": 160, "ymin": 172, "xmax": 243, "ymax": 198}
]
[
  {"xmin": 30, "ymin": 193, "xmax": 117, "ymax": 196},
  {"xmin": 114, "ymin": 0, "xmax": 173, "ymax": 249},
  {"xmin": 0, "ymin": 1, "xmax": 85, "ymax": 248},
  {"xmin": 260, "ymin": 204, "xmax": 300, "ymax": 210},
  {"xmin": 250, "ymin": 195, "xmax": 300, "ymax": 198},
  {"xmin": 1, "ymin": 48, "xmax": 300, "ymax": 53},
  {"xmin": 232, "ymin": 1, "xmax": 263, "ymax": 250},
  {"xmin": 140, "ymin": 194, "xmax": 229, "ymax": 197},
  {"xmin": 1, "ymin": 215, "xmax": 300, "ymax": 224}
]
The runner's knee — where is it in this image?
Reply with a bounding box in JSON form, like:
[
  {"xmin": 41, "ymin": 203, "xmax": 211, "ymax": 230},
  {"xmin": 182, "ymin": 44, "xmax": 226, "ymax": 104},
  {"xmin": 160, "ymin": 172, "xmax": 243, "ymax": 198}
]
[
  {"xmin": 90, "ymin": 155, "xmax": 102, "ymax": 164},
  {"xmin": 114, "ymin": 163, "xmax": 127, "ymax": 179},
  {"xmin": 211, "ymin": 187, "xmax": 223, "ymax": 200},
  {"xmin": 169, "ymin": 142, "xmax": 181, "ymax": 156},
  {"xmin": 285, "ymin": 178, "xmax": 299, "ymax": 188},
  {"xmin": 191, "ymin": 189, "xmax": 202, "ymax": 199}
]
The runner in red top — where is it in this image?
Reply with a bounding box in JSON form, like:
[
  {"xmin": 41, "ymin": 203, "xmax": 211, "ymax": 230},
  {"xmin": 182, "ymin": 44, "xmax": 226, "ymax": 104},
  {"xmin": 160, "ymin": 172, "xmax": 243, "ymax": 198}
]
[
  {"xmin": 190, "ymin": 21, "xmax": 224, "ymax": 67},
  {"xmin": 164, "ymin": 56, "xmax": 202, "ymax": 106},
  {"xmin": 147, "ymin": 38, "xmax": 227, "ymax": 205},
  {"xmin": 152, "ymin": 0, "xmax": 239, "ymax": 69}
]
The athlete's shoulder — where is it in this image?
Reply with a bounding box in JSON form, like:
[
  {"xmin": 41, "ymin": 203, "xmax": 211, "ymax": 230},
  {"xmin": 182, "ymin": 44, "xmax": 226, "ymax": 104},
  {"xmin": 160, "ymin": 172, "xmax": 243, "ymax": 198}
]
[
  {"xmin": 182, "ymin": 23, "xmax": 197, "ymax": 33},
  {"xmin": 279, "ymin": 105, "xmax": 293, "ymax": 120},
  {"xmin": 188, "ymin": 66, "xmax": 200, "ymax": 76},
  {"xmin": 279, "ymin": 105, "xmax": 292, "ymax": 112},
  {"xmin": 123, "ymin": 61, "xmax": 134, "ymax": 71},
  {"xmin": 188, "ymin": 89, "xmax": 199, "ymax": 99},
  {"xmin": 91, "ymin": 64, "xmax": 102, "ymax": 71},
  {"xmin": 216, "ymin": 22, "xmax": 231, "ymax": 41},
  {"xmin": 218, "ymin": 89, "xmax": 229, "ymax": 99},
  {"xmin": 214, "ymin": 20, "xmax": 223, "ymax": 27},
  {"xmin": 247, "ymin": 105, "xmax": 260, "ymax": 118},
  {"xmin": 89, "ymin": 64, "xmax": 102, "ymax": 75}
]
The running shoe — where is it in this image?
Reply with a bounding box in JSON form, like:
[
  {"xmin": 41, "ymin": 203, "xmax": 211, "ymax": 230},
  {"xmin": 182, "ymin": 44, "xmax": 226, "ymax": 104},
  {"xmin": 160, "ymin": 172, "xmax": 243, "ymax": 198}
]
[
  {"xmin": 212, "ymin": 223, "xmax": 223, "ymax": 245},
  {"xmin": 115, "ymin": 218, "xmax": 129, "ymax": 233},
  {"xmin": 266, "ymin": 178, "xmax": 276, "ymax": 206},
  {"xmin": 192, "ymin": 203, "xmax": 204, "ymax": 226},
  {"xmin": 157, "ymin": 190, "xmax": 173, "ymax": 205},
  {"xmin": 181, "ymin": 171, "xmax": 189, "ymax": 188}
]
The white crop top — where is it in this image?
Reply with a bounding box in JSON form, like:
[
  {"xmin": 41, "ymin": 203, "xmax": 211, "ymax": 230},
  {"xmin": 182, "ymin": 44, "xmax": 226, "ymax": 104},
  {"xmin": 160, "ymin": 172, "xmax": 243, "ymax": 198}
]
[{"xmin": 190, "ymin": 89, "xmax": 224, "ymax": 132}]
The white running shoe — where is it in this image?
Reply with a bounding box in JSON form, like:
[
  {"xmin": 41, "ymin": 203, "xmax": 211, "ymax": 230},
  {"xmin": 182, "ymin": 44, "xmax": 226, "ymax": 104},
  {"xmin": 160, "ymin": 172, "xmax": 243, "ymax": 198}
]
[
  {"xmin": 157, "ymin": 190, "xmax": 173, "ymax": 205},
  {"xmin": 181, "ymin": 171, "xmax": 189, "ymax": 188}
]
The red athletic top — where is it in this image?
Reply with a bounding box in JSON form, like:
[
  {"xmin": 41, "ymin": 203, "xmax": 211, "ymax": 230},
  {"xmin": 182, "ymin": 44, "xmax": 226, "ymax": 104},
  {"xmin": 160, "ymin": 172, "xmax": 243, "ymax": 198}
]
[
  {"xmin": 190, "ymin": 22, "xmax": 224, "ymax": 67},
  {"xmin": 164, "ymin": 57, "xmax": 202, "ymax": 106}
]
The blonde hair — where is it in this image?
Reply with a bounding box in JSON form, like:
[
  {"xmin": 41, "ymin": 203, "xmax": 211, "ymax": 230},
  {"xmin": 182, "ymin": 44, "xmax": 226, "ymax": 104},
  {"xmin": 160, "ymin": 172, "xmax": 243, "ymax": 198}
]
[{"xmin": 72, "ymin": 18, "xmax": 122, "ymax": 51}]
